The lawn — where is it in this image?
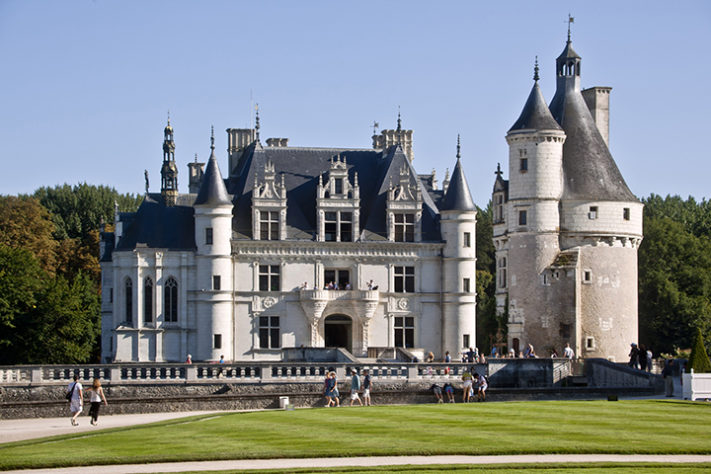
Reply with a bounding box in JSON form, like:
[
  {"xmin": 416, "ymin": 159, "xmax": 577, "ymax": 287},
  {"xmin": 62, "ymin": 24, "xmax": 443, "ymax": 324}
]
[{"xmin": 1, "ymin": 400, "xmax": 710, "ymax": 471}]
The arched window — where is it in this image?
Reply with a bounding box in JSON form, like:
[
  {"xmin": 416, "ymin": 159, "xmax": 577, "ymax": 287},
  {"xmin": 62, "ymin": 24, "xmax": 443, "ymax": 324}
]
[
  {"xmin": 164, "ymin": 277, "xmax": 178, "ymax": 322},
  {"xmin": 125, "ymin": 277, "xmax": 133, "ymax": 323},
  {"xmin": 144, "ymin": 277, "xmax": 153, "ymax": 323}
]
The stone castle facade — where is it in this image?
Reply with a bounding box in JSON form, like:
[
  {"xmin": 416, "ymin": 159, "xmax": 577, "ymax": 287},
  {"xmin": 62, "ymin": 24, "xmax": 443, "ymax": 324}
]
[
  {"xmin": 493, "ymin": 36, "xmax": 643, "ymax": 362},
  {"xmin": 100, "ymin": 117, "xmax": 477, "ymax": 362}
]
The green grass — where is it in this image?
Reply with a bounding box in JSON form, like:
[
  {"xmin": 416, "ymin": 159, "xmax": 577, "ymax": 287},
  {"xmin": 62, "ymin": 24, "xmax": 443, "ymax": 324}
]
[{"xmin": 1, "ymin": 400, "xmax": 710, "ymax": 470}]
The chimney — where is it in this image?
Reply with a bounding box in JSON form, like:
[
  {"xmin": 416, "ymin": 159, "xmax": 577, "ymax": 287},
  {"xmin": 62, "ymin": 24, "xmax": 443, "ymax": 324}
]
[
  {"xmin": 582, "ymin": 87, "xmax": 612, "ymax": 147},
  {"xmin": 187, "ymin": 158, "xmax": 206, "ymax": 194},
  {"xmin": 226, "ymin": 128, "xmax": 256, "ymax": 175},
  {"xmin": 372, "ymin": 128, "xmax": 414, "ymax": 162},
  {"xmin": 266, "ymin": 137, "xmax": 289, "ymax": 147}
]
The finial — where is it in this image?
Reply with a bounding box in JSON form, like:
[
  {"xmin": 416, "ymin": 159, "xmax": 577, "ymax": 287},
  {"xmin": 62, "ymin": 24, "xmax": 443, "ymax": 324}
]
[
  {"xmin": 372, "ymin": 120, "xmax": 379, "ymax": 136},
  {"xmin": 533, "ymin": 56, "xmax": 540, "ymax": 82},
  {"xmin": 495, "ymin": 162, "xmax": 503, "ymax": 177},
  {"xmin": 255, "ymin": 103, "xmax": 261, "ymax": 141},
  {"xmin": 567, "ymin": 14, "xmax": 574, "ymax": 43},
  {"xmin": 396, "ymin": 106, "xmax": 402, "ymax": 144},
  {"xmin": 167, "ymin": 110, "xmax": 170, "ymax": 126},
  {"xmin": 210, "ymin": 125, "xmax": 215, "ymax": 151},
  {"xmin": 194, "ymin": 153, "xmax": 198, "ymax": 163},
  {"xmin": 144, "ymin": 170, "xmax": 149, "ymax": 194},
  {"xmin": 456, "ymin": 134, "xmax": 461, "ymax": 160}
]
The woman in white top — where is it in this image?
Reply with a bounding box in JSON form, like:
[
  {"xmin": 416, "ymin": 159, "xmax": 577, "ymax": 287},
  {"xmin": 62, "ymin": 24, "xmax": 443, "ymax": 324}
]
[{"xmin": 88, "ymin": 378, "xmax": 108, "ymax": 426}]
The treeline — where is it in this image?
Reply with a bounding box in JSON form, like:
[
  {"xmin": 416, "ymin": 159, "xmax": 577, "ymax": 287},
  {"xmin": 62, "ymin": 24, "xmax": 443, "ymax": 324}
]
[{"xmin": 0, "ymin": 185, "xmax": 142, "ymax": 364}]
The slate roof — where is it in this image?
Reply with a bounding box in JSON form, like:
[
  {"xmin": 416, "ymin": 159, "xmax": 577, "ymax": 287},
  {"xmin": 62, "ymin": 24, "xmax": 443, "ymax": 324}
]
[
  {"xmin": 509, "ymin": 82, "xmax": 562, "ymax": 132},
  {"xmin": 440, "ymin": 158, "xmax": 476, "ymax": 211},
  {"xmin": 194, "ymin": 150, "xmax": 231, "ymax": 206},
  {"xmin": 549, "ymin": 42, "xmax": 638, "ymax": 203},
  {"xmin": 114, "ymin": 193, "xmax": 196, "ymax": 251},
  {"xmin": 227, "ymin": 143, "xmax": 443, "ymax": 241}
]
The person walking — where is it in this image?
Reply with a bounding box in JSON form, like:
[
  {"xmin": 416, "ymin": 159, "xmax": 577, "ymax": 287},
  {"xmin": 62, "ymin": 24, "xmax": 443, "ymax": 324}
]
[
  {"xmin": 646, "ymin": 348, "xmax": 653, "ymax": 373},
  {"xmin": 662, "ymin": 359, "xmax": 674, "ymax": 397},
  {"xmin": 67, "ymin": 375, "xmax": 83, "ymax": 426},
  {"xmin": 476, "ymin": 372, "xmax": 488, "ymax": 402},
  {"xmin": 461, "ymin": 370, "xmax": 473, "ymax": 403},
  {"xmin": 349, "ymin": 369, "xmax": 362, "ymax": 406},
  {"xmin": 362, "ymin": 369, "xmax": 373, "ymax": 406},
  {"xmin": 628, "ymin": 343, "xmax": 640, "ymax": 369},
  {"xmin": 87, "ymin": 378, "xmax": 108, "ymax": 426},
  {"xmin": 563, "ymin": 342, "xmax": 574, "ymax": 359}
]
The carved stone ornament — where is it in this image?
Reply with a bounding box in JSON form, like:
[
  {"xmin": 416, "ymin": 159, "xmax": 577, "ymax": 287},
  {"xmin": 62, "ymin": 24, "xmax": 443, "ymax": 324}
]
[
  {"xmin": 397, "ymin": 298, "xmax": 409, "ymax": 310},
  {"xmin": 263, "ymin": 296, "xmax": 278, "ymax": 308}
]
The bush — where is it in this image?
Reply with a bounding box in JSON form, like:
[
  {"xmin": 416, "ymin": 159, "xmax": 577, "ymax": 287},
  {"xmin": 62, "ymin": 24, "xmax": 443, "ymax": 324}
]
[{"xmin": 687, "ymin": 327, "xmax": 711, "ymax": 373}]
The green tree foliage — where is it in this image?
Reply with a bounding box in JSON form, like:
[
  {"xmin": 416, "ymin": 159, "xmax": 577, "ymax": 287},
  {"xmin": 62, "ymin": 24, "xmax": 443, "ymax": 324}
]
[
  {"xmin": 0, "ymin": 246, "xmax": 46, "ymax": 361},
  {"xmin": 33, "ymin": 183, "xmax": 142, "ymax": 242},
  {"xmin": 687, "ymin": 327, "xmax": 711, "ymax": 373},
  {"xmin": 475, "ymin": 202, "xmax": 503, "ymax": 353},
  {"xmin": 15, "ymin": 273, "xmax": 100, "ymax": 364},
  {"xmin": 639, "ymin": 195, "xmax": 711, "ymax": 355}
]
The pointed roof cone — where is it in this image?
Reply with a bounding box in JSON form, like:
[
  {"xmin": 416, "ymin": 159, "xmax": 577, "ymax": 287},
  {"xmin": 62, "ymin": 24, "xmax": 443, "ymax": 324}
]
[
  {"xmin": 194, "ymin": 130, "xmax": 231, "ymax": 206},
  {"xmin": 441, "ymin": 152, "xmax": 476, "ymax": 211},
  {"xmin": 509, "ymin": 60, "xmax": 562, "ymax": 132}
]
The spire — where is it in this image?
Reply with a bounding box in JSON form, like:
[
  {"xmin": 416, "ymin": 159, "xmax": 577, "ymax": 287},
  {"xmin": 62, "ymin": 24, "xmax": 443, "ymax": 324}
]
[
  {"xmin": 508, "ymin": 66, "xmax": 562, "ymax": 132},
  {"xmin": 396, "ymin": 106, "xmax": 402, "ymax": 144},
  {"xmin": 567, "ymin": 14, "xmax": 574, "ymax": 43},
  {"xmin": 255, "ymin": 103, "xmax": 261, "ymax": 142},
  {"xmin": 495, "ymin": 162, "xmax": 503, "ymax": 178},
  {"xmin": 456, "ymin": 134, "xmax": 461, "ymax": 160},
  {"xmin": 533, "ymin": 56, "xmax": 540, "ymax": 82},
  {"xmin": 441, "ymin": 154, "xmax": 475, "ymax": 212},
  {"xmin": 194, "ymin": 128, "xmax": 231, "ymax": 206},
  {"xmin": 161, "ymin": 119, "xmax": 178, "ymax": 206}
]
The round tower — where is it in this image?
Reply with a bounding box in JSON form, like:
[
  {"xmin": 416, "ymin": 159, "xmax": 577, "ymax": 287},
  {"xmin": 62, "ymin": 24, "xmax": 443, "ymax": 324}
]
[
  {"xmin": 193, "ymin": 127, "xmax": 234, "ymax": 362},
  {"xmin": 503, "ymin": 61, "xmax": 566, "ymax": 354},
  {"xmin": 439, "ymin": 136, "xmax": 477, "ymax": 357}
]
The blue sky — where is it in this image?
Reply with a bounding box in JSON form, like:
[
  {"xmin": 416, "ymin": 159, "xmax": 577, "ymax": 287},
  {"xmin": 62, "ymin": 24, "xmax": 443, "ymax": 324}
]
[{"xmin": 1, "ymin": 1, "xmax": 709, "ymax": 208}]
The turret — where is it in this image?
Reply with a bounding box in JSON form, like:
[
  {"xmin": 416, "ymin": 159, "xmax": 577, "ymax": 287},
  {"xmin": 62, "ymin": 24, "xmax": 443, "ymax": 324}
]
[
  {"xmin": 194, "ymin": 127, "xmax": 233, "ymax": 361},
  {"xmin": 160, "ymin": 118, "xmax": 179, "ymax": 206},
  {"xmin": 439, "ymin": 136, "xmax": 477, "ymax": 357}
]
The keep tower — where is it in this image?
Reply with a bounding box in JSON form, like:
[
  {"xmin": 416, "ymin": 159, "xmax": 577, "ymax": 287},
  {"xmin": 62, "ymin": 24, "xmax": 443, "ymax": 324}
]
[{"xmin": 494, "ymin": 35, "xmax": 643, "ymax": 361}]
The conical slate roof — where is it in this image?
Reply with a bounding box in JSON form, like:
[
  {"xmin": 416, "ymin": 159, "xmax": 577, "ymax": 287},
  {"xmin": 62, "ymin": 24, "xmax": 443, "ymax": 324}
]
[
  {"xmin": 509, "ymin": 81, "xmax": 562, "ymax": 132},
  {"xmin": 194, "ymin": 150, "xmax": 231, "ymax": 206},
  {"xmin": 549, "ymin": 43, "xmax": 637, "ymax": 202},
  {"xmin": 441, "ymin": 158, "xmax": 476, "ymax": 211}
]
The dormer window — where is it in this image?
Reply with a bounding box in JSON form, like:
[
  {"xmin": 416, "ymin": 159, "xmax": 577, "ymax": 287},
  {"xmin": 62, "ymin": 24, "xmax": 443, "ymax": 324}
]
[
  {"xmin": 387, "ymin": 164, "xmax": 423, "ymax": 242},
  {"xmin": 317, "ymin": 155, "xmax": 360, "ymax": 242},
  {"xmin": 252, "ymin": 160, "xmax": 287, "ymax": 241}
]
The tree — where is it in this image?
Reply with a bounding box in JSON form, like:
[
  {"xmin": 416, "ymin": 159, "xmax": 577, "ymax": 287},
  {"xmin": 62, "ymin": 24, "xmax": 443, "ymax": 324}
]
[
  {"xmin": 0, "ymin": 245, "xmax": 46, "ymax": 362},
  {"xmin": 14, "ymin": 272, "xmax": 100, "ymax": 364},
  {"xmin": 687, "ymin": 327, "xmax": 711, "ymax": 373},
  {"xmin": 0, "ymin": 196, "xmax": 58, "ymax": 274},
  {"xmin": 475, "ymin": 202, "xmax": 501, "ymax": 353}
]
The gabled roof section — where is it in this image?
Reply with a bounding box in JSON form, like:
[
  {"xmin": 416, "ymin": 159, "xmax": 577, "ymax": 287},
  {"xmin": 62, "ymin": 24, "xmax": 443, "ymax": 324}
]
[
  {"xmin": 194, "ymin": 150, "xmax": 231, "ymax": 206},
  {"xmin": 509, "ymin": 82, "xmax": 562, "ymax": 132},
  {"xmin": 115, "ymin": 193, "xmax": 196, "ymax": 251},
  {"xmin": 440, "ymin": 158, "xmax": 476, "ymax": 211}
]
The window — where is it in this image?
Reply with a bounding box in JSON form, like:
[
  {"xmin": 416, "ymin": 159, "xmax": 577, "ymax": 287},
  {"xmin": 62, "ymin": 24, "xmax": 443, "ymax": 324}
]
[
  {"xmin": 586, "ymin": 336, "xmax": 595, "ymax": 350},
  {"xmin": 259, "ymin": 265, "xmax": 280, "ymax": 291},
  {"xmin": 205, "ymin": 227, "xmax": 213, "ymax": 245},
  {"xmin": 559, "ymin": 323, "xmax": 571, "ymax": 339},
  {"xmin": 623, "ymin": 208, "xmax": 630, "ymax": 221},
  {"xmin": 518, "ymin": 210, "xmax": 527, "ymax": 226},
  {"xmin": 334, "ymin": 178, "xmax": 343, "ymax": 195},
  {"xmin": 583, "ymin": 270, "xmax": 592, "ymax": 284},
  {"xmin": 494, "ymin": 193, "xmax": 504, "ymax": 223},
  {"xmin": 213, "ymin": 275, "xmax": 221, "ymax": 291},
  {"xmin": 463, "ymin": 232, "xmax": 471, "ymax": 248},
  {"xmin": 259, "ymin": 316, "xmax": 280, "ymax": 349},
  {"xmin": 463, "ymin": 334, "xmax": 470, "ymax": 349},
  {"xmin": 109, "ymin": 288, "xmax": 113, "ymax": 303},
  {"xmin": 394, "ymin": 266, "xmax": 415, "ymax": 293},
  {"xmin": 214, "ymin": 334, "xmax": 222, "ymax": 349},
  {"xmin": 259, "ymin": 211, "xmax": 279, "ymax": 240},
  {"xmin": 589, "ymin": 206, "xmax": 598, "ymax": 219},
  {"xmin": 324, "ymin": 211, "xmax": 352, "ymax": 242},
  {"xmin": 498, "ymin": 258, "xmax": 507, "ymax": 289},
  {"xmin": 463, "ymin": 278, "xmax": 471, "ymax": 293},
  {"xmin": 324, "ymin": 269, "xmax": 350, "ymax": 290},
  {"xmin": 143, "ymin": 277, "xmax": 153, "ymax": 323},
  {"xmin": 164, "ymin": 277, "xmax": 178, "ymax": 322},
  {"xmin": 394, "ymin": 213, "xmax": 415, "ymax": 242},
  {"xmin": 520, "ymin": 158, "xmax": 528, "ymax": 172},
  {"xmin": 125, "ymin": 278, "xmax": 133, "ymax": 323},
  {"xmin": 394, "ymin": 316, "xmax": 414, "ymax": 348}
]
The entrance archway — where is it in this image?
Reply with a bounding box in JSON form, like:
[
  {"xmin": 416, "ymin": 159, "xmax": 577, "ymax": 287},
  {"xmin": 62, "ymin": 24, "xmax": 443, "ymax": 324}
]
[{"xmin": 324, "ymin": 314, "xmax": 352, "ymax": 352}]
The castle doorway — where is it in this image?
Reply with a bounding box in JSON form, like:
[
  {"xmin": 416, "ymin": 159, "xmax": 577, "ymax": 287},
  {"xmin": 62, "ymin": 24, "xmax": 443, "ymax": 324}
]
[{"xmin": 324, "ymin": 314, "xmax": 352, "ymax": 353}]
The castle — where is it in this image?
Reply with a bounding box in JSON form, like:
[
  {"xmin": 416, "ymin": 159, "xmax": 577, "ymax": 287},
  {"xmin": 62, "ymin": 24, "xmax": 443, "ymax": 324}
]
[
  {"xmin": 100, "ymin": 32, "xmax": 642, "ymax": 363},
  {"xmin": 492, "ymin": 34, "xmax": 643, "ymax": 362},
  {"xmin": 100, "ymin": 116, "xmax": 477, "ymax": 362}
]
